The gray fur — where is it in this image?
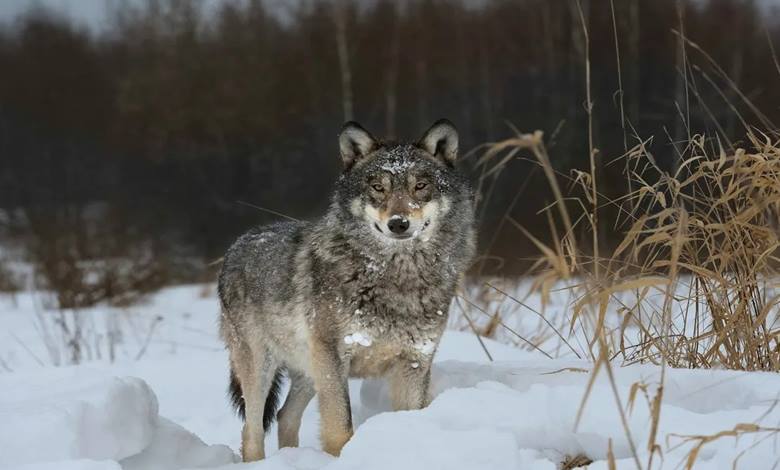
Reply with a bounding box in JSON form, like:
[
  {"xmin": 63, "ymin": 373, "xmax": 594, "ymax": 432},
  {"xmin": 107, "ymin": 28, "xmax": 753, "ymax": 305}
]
[{"xmin": 218, "ymin": 120, "xmax": 476, "ymax": 461}]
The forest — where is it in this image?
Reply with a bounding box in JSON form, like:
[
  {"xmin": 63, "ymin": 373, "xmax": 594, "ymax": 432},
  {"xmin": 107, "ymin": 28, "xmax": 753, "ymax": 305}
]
[{"xmin": 0, "ymin": 0, "xmax": 779, "ymax": 288}]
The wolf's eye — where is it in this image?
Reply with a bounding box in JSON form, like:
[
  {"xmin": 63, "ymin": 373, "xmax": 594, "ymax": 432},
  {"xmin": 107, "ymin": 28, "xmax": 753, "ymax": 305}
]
[
  {"xmin": 371, "ymin": 183, "xmax": 385, "ymax": 192},
  {"xmin": 415, "ymin": 182, "xmax": 428, "ymax": 190}
]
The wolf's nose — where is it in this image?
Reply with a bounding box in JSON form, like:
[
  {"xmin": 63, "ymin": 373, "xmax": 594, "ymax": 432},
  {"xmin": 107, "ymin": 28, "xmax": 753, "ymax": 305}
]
[{"xmin": 387, "ymin": 216, "xmax": 410, "ymax": 234}]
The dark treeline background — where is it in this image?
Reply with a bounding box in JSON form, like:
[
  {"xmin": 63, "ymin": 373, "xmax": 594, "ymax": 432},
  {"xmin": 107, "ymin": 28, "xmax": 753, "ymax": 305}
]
[{"xmin": 1, "ymin": 0, "xmax": 780, "ymax": 292}]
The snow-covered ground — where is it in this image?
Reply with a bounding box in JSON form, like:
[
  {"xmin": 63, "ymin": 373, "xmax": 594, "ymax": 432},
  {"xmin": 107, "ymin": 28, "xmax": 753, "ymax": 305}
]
[{"xmin": 1, "ymin": 285, "xmax": 779, "ymax": 469}]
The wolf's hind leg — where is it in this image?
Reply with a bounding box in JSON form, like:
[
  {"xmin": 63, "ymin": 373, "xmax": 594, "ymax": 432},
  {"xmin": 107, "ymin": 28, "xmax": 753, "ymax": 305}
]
[
  {"xmin": 277, "ymin": 370, "xmax": 315, "ymax": 448},
  {"xmin": 233, "ymin": 345, "xmax": 277, "ymax": 462}
]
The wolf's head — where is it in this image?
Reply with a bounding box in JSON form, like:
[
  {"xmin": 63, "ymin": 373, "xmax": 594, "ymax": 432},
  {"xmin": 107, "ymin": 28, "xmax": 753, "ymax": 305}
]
[{"xmin": 332, "ymin": 119, "xmax": 473, "ymax": 247}]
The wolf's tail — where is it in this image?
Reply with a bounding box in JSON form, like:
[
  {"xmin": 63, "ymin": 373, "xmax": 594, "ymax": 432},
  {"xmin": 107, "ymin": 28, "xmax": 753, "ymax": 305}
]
[{"xmin": 228, "ymin": 367, "xmax": 285, "ymax": 432}]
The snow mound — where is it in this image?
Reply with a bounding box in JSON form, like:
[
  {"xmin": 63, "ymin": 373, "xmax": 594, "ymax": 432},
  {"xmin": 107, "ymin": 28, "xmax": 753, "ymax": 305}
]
[
  {"xmin": 351, "ymin": 360, "xmax": 780, "ymax": 469},
  {"xmin": 14, "ymin": 461, "xmax": 122, "ymax": 470},
  {"xmin": 199, "ymin": 448, "xmax": 334, "ymax": 470},
  {"xmin": 0, "ymin": 373, "xmax": 235, "ymax": 469},
  {"xmin": 121, "ymin": 418, "xmax": 236, "ymax": 470},
  {"xmin": 0, "ymin": 375, "xmax": 157, "ymax": 466}
]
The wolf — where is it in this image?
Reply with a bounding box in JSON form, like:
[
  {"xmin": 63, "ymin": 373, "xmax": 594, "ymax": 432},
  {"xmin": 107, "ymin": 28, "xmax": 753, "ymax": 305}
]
[{"xmin": 218, "ymin": 119, "xmax": 476, "ymax": 461}]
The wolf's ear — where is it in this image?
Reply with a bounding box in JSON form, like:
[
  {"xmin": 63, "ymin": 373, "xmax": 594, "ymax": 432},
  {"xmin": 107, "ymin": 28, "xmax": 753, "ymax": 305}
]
[
  {"xmin": 339, "ymin": 121, "xmax": 377, "ymax": 169},
  {"xmin": 419, "ymin": 119, "xmax": 458, "ymax": 165}
]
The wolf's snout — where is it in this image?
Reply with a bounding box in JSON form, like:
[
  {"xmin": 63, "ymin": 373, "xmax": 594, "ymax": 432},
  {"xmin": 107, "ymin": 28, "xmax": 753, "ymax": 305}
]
[{"xmin": 387, "ymin": 216, "xmax": 410, "ymax": 234}]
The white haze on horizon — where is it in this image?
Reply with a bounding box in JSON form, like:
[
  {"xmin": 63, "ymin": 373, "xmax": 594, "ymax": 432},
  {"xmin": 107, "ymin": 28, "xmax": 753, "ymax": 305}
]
[{"xmin": 0, "ymin": 0, "xmax": 777, "ymax": 36}]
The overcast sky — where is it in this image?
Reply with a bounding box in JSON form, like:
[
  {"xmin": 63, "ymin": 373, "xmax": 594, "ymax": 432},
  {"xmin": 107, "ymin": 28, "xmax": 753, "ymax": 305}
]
[
  {"xmin": 0, "ymin": 0, "xmax": 777, "ymax": 33},
  {"xmin": 0, "ymin": 0, "xmax": 108, "ymax": 29},
  {"xmin": 0, "ymin": 0, "xmax": 296, "ymax": 33}
]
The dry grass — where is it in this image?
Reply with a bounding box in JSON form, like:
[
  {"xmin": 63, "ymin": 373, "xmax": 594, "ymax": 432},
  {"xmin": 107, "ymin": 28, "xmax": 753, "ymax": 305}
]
[
  {"xmin": 480, "ymin": 130, "xmax": 780, "ymax": 371},
  {"xmin": 615, "ymin": 133, "xmax": 780, "ymax": 370},
  {"xmin": 561, "ymin": 453, "xmax": 594, "ymax": 469},
  {"xmin": 669, "ymin": 422, "xmax": 780, "ymax": 469},
  {"xmin": 471, "ymin": 127, "xmax": 780, "ymax": 467}
]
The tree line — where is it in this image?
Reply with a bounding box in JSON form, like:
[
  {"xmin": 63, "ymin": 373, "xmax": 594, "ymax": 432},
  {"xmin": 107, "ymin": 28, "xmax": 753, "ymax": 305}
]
[{"xmin": 0, "ymin": 0, "xmax": 778, "ymax": 281}]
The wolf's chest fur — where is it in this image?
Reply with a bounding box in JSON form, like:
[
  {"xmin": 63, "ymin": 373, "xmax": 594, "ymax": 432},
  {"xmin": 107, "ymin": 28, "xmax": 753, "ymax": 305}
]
[{"xmin": 307, "ymin": 237, "xmax": 455, "ymax": 373}]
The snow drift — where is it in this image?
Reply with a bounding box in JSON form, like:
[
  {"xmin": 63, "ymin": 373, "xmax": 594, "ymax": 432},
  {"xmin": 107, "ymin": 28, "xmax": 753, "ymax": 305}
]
[
  {"xmin": 3, "ymin": 285, "xmax": 780, "ymax": 469},
  {"xmin": 0, "ymin": 372, "xmax": 235, "ymax": 469}
]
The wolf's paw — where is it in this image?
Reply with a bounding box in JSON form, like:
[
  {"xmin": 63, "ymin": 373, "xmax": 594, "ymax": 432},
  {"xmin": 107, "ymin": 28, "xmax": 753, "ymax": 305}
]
[{"xmin": 322, "ymin": 428, "xmax": 353, "ymax": 457}]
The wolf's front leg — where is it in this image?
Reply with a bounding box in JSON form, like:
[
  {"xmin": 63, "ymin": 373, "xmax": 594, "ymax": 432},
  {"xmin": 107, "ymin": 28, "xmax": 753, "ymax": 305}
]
[
  {"xmin": 310, "ymin": 335, "xmax": 353, "ymax": 456},
  {"xmin": 389, "ymin": 357, "xmax": 433, "ymax": 410}
]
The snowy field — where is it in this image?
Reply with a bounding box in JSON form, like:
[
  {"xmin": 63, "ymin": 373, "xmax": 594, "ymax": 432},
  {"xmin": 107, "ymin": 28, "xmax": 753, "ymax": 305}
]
[{"xmin": 2, "ymin": 284, "xmax": 780, "ymax": 469}]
